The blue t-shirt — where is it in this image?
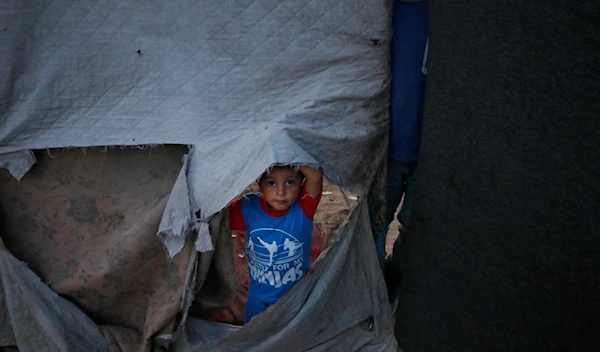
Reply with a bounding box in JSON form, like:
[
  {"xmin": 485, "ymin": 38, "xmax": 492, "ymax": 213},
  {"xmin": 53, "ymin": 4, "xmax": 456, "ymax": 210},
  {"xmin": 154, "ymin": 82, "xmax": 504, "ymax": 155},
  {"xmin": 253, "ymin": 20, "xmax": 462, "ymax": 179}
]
[
  {"xmin": 389, "ymin": 0, "xmax": 429, "ymax": 164},
  {"xmin": 241, "ymin": 193, "xmax": 313, "ymax": 304}
]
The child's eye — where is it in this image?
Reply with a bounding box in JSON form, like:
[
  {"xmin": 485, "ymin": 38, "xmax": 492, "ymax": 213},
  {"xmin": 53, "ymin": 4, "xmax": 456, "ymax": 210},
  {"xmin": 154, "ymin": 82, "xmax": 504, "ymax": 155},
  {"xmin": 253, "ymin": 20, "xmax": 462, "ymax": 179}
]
[
  {"xmin": 285, "ymin": 180, "xmax": 296, "ymax": 186},
  {"xmin": 267, "ymin": 181, "xmax": 276, "ymax": 187}
]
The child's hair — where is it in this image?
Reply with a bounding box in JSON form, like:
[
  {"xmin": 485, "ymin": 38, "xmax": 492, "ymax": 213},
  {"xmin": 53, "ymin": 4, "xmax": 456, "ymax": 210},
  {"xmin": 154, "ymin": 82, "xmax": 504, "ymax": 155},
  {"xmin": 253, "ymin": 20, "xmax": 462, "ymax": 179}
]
[{"xmin": 259, "ymin": 165, "xmax": 305, "ymax": 184}]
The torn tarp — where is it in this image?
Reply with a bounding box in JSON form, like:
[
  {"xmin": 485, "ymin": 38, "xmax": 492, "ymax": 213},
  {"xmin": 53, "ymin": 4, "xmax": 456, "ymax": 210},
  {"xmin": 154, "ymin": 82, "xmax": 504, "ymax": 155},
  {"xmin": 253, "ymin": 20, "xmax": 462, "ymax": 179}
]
[
  {"xmin": 0, "ymin": 238, "xmax": 108, "ymax": 352},
  {"xmin": 0, "ymin": 147, "xmax": 208, "ymax": 352},
  {"xmin": 0, "ymin": 150, "xmax": 36, "ymax": 181},
  {"xmin": 0, "ymin": 0, "xmax": 391, "ymax": 232},
  {"xmin": 157, "ymin": 152, "xmax": 198, "ymax": 258},
  {"xmin": 0, "ymin": 0, "xmax": 395, "ymax": 350}
]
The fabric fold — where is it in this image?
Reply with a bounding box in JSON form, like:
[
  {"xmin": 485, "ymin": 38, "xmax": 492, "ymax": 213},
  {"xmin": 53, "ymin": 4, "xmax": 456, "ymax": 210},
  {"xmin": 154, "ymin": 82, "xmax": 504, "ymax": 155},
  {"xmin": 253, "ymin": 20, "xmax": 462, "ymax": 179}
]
[
  {"xmin": 0, "ymin": 150, "xmax": 36, "ymax": 180},
  {"xmin": 158, "ymin": 153, "xmax": 196, "ymax": 258},
  {"xmin": 0, "ymin": 238, "xmax": 108, "ymax": 351}
]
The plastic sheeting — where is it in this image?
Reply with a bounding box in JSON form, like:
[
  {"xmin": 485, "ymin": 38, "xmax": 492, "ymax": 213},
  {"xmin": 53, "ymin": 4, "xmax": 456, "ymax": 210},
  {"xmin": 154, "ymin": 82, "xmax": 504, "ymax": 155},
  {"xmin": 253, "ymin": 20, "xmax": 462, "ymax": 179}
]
[
  {"xmin": 0, "ymin": 0, "xmax": 395, "ymax": 350},
  {"xmin": 0, "ymin": 238, "xmax": 108, "ymax": 351},
  {"xmin": 0, "ymin": 0, "xmax": 391, "ymax": 222}
]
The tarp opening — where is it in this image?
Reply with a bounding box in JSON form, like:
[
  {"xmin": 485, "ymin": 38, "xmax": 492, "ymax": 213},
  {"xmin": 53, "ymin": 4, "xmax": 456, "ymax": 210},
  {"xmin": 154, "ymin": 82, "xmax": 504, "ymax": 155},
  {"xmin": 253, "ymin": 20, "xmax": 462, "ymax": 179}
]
[{"xmin": 0, "ymin": 147, "xmax": 397, "ymax": 351}]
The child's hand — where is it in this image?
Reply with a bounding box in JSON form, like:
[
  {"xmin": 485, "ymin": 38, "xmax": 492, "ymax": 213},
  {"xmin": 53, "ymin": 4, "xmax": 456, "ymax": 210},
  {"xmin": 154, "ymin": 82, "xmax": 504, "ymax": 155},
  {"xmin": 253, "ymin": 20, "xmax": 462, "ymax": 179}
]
[{"xmin": 299, "ymin": 165, "xmax": 323, "ymax": 199}]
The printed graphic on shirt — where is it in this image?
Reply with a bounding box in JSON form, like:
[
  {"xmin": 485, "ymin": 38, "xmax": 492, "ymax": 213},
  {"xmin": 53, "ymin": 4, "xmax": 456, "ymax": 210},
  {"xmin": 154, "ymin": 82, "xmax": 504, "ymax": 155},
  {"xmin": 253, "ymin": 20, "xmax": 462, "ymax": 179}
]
[{"xmin": 247, "ymin": 228, "xmax": 305, "ymax": 288}]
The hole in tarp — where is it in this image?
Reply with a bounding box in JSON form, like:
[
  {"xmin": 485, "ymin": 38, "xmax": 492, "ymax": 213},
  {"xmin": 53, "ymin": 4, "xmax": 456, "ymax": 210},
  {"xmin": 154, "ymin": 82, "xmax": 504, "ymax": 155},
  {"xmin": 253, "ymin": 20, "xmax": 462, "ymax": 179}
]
[
  {"xmin": 0, "ymin": 146, "xmax": 192, "ymax": 343},
  {"xmin": 192, "ymin": 176, "xmax": 360, "ymax": 326},
  {"xmin": 370, "ymin": 39, "xmax": 382, "ymax": 47},
  {"xmin": 0, "ymin": 147, "xmax": 367, "ymax": 344}
]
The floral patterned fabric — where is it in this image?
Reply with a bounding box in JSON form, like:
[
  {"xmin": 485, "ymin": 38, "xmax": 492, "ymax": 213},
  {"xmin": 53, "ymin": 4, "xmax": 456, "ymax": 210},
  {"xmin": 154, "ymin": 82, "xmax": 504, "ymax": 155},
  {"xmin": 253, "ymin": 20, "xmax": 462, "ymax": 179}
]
[{"xmin": 0, "ymin": 146, "xmax": 193, "ymax": 352}]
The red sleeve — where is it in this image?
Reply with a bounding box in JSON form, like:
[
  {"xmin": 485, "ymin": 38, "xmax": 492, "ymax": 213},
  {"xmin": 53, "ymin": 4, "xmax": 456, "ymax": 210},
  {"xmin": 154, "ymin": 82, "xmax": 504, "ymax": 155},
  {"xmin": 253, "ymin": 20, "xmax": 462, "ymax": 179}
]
[
  {"xmin": 228, "ymin": 197, "xmax": 247, "ymax": 231},
  {"xmin": 298, "ymin": 185, "xmax": 321, "ymax": 220}
]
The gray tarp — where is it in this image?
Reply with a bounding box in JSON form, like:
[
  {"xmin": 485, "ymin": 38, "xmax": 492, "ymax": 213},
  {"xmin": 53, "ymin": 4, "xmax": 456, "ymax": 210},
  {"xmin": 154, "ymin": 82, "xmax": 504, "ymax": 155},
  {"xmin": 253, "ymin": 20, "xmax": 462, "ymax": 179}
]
[
  {"xmin": 0, "ymin": 0, "xmax": 395, "ymax": 351},
  {"xmin": 0, "ymin": 238, "xmax": 107, "ymax": 351}
]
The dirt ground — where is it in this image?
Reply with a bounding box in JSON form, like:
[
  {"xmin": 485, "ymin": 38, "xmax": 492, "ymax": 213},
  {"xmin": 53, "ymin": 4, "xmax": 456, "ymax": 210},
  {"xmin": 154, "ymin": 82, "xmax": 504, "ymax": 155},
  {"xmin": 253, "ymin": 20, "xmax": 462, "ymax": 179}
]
[{"xmin": 318, "ymin": 178, "xmax": 400, "ymax": 256}]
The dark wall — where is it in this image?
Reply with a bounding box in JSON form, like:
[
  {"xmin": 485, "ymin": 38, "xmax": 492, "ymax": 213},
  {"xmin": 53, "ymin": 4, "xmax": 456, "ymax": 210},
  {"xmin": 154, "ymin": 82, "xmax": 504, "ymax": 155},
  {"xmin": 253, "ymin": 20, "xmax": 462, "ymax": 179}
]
[{"xmin": 394, "ymin": 1, "xmax": 599, "ymax": 351}]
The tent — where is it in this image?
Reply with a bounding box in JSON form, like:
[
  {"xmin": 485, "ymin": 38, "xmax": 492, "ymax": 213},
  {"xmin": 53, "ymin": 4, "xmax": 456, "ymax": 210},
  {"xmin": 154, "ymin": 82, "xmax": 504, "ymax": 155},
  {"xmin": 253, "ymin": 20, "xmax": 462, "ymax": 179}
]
[{"xmin": 0, "ymin": 0, "xmax": 398, "ymax": 351}]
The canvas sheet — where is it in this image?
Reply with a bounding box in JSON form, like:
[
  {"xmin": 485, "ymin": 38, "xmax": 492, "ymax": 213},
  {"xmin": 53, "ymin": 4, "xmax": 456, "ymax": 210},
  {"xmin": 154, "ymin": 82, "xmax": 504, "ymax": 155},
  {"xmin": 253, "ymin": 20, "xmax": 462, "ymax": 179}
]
[{"xmin": 0, "ymin": 0, "xmax": 391, "ymax": 219}]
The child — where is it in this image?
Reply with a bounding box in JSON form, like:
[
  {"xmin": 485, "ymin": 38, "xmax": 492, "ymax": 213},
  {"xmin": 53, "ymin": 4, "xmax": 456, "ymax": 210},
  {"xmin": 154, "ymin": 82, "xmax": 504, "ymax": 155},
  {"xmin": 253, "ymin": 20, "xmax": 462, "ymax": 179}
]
[{"xmin": 229, "ymin": 165, "xmax": 323, "ymax": 322}]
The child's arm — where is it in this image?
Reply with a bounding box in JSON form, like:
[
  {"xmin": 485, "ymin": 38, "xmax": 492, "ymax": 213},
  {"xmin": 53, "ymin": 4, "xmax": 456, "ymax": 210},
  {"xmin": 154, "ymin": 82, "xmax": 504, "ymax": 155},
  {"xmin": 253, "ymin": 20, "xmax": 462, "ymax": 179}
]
[{"xmin": 299, "ymin": 165, "xmax": 323, "ymax": 199}]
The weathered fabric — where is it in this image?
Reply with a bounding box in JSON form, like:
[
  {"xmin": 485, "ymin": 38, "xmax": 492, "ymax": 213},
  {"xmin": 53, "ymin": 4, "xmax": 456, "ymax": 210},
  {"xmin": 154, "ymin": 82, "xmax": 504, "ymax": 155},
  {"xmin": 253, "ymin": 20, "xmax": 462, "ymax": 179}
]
[
  {"xmin": 0, "ymin": 237, "xmax": 108, "ymax": 352},
  {"xmin": 0, "ymin": 147, "xmax": 208, "ymax": 351},
  {"xmin": 0, "ymin": 0, "xmax": 396, "ymax": 350},
  {"xmin": 0, "ymin": 0, "xmax": 391, "ymax": 230}
]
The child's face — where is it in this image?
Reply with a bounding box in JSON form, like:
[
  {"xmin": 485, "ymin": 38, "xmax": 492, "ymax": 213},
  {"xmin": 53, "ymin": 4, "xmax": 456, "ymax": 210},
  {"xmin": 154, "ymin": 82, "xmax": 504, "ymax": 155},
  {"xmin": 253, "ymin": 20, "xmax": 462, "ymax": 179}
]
[{"xmin": 259, "ymin": 167, "xmax": 303, "ymax": 212}]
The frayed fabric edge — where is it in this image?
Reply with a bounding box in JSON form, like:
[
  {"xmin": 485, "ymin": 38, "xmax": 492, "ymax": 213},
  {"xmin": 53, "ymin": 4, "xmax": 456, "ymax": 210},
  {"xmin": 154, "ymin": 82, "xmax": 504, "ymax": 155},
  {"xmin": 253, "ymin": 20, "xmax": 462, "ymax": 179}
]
[{"xmin": 157, "ymin": 219, "xmax": 195, "ymax": 259}]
